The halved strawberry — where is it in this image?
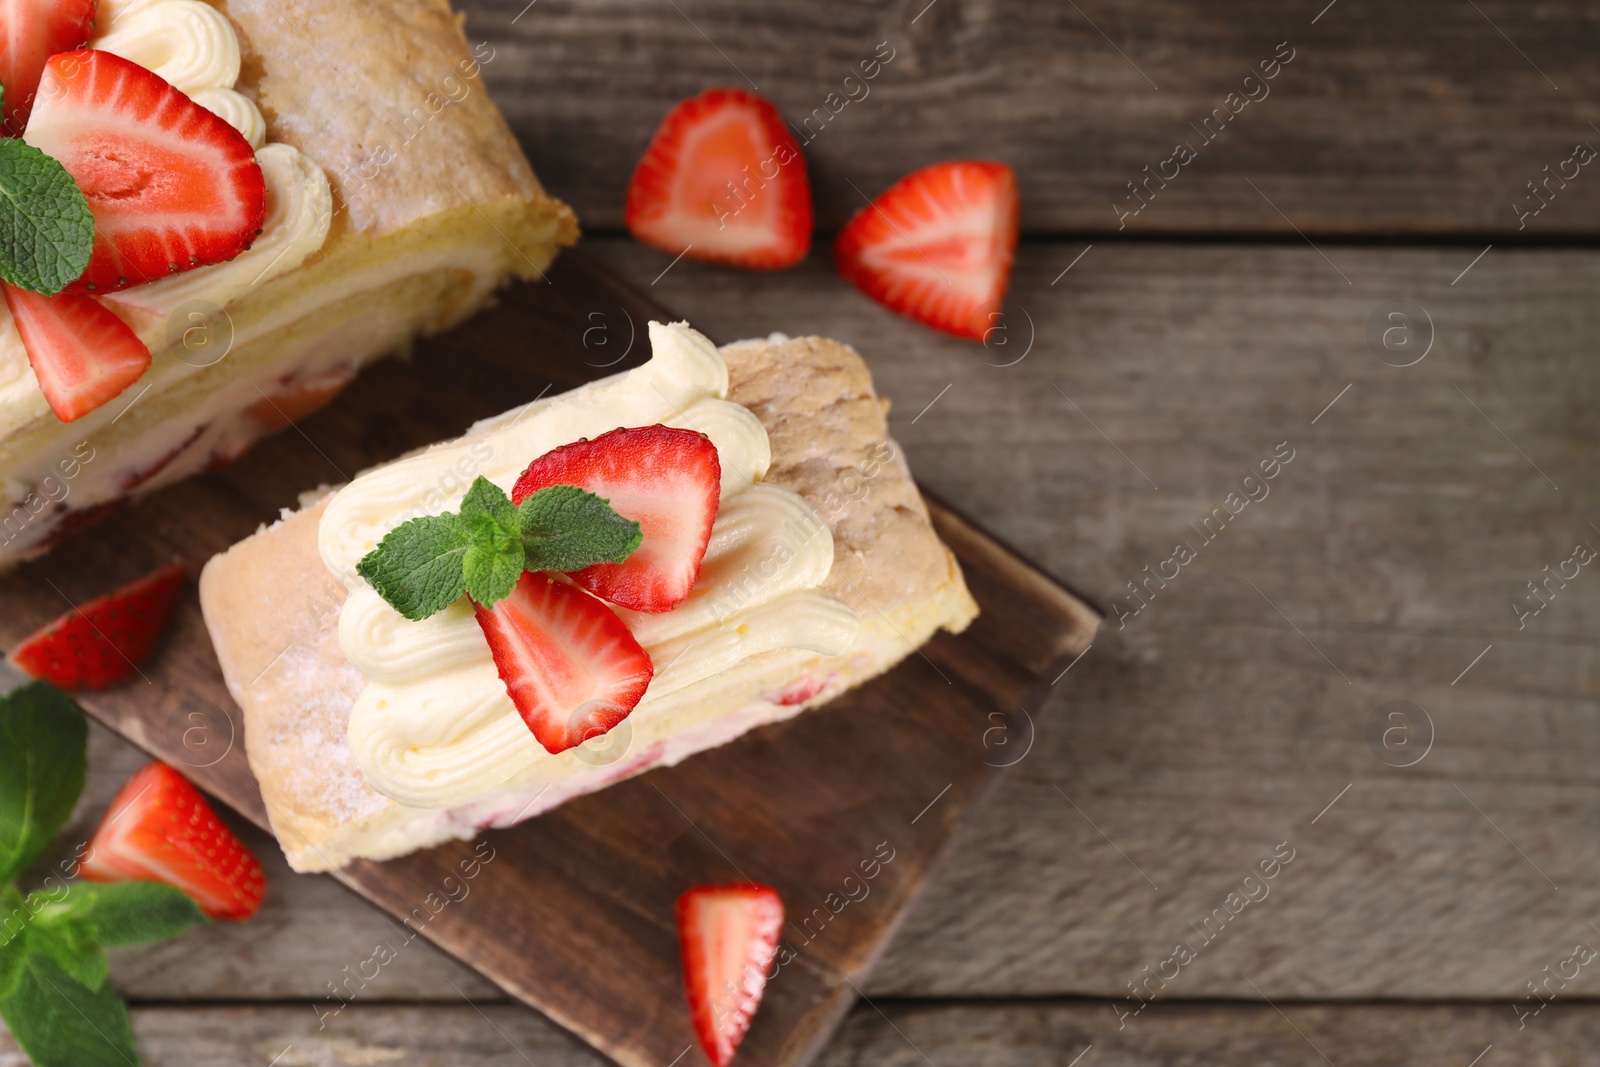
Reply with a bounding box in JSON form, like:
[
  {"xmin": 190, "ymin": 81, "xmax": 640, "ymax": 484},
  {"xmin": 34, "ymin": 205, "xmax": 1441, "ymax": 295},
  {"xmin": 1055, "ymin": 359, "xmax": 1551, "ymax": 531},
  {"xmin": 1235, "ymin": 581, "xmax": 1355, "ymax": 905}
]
[
  {"xmin": 10, "ymin": 561, "xmax": 187, "ymax": 689},
  {"xmin": 513, "ymin": 425, "xmax": 720, "ymax": 613},
  {"xmin": 80, "ymin": 761, "xmax": 265, "ymax": 920},
  {"xmin": 24, "ymin": 49, "xmax": 266, "ymax": 293},
  {"xmin": 3, "ymin": 283, "xmax": 150, "ymax": 422},
  {"xmin": 626, "ymin": 88, "xmax": 811, "ymax": 270},
  {"xmin": 475, "ymin": 570, "xmax": 654, "ymax": 754},
  {"xmin": 677, "ymin": 883, "xmax": 785, "ymax": 1067},
  {"xmin": 0, "ymin": 0, "xmax": 96, "ymax": 135},
  {"xmin": 834, "ymin": 160, "xmax": 1019, "ymax": 341}
]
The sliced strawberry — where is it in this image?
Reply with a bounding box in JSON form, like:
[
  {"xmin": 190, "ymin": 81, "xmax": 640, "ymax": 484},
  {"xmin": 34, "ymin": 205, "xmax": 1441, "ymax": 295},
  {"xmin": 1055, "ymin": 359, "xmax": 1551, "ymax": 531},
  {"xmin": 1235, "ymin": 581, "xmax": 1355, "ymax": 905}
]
[
  {"xmin": 626, "ymin": 88, "xmax": 811, "ymax": 270},
  {"xmin": 10, "ymin": 561, "xmax": 187, "ymax": 689},
  {"xmin": 474, "ymin": 570, "xmax": 654, "ymax": 754},
  {"xmin": 80, "ymin": 761, "xmax": 265, "ymax": 920},
  {"xmin": 677, "ymin": 883, "xmax": 785, "ymax": 1067},
  {"xmin": 4, "ymin": 283, "xmax": 151, "ymax": 422},
  {"xmin": 513, "ymin": 425, "xmax": 720, "ymax": 613},
  {"xmin": 834, "ymin": 160, "xmax": 1019, "ymax": 341},
  {"xmin": 0, "ymin": 0, "xmax": 96, "ymax": 135},
  {"xmin": 24, "ymin": 50, "xmax": 266, "ymax": 293}
]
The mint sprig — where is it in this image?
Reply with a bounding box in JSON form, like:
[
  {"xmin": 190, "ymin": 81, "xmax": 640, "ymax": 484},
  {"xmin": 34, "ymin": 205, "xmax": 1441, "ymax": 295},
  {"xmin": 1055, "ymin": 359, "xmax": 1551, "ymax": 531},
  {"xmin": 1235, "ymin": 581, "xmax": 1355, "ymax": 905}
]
[
  {"xmin": 46, "ymin": 881, "xmax": 208, "ymax": 949},
  {"xmin": 0, "ymin": 951, "xmax": 136, "ymax": 1067},
  {"xmin": 0, "ymin": 683, "xmax": 85, "ymax": 886},
  {"xmin": 357, "ymin": 477, "xmax": 642, "ymax": 619},
  {"xmin": 0, "ymin": 683, "xmax": 208, "ymax": 1067},
  {"xmin": 461, "ymin": 477, "xmax": 528, "ymax": 607},
  {"xmin": 0, "ymin": 138, "xmax": 93, "ymax": 295}
]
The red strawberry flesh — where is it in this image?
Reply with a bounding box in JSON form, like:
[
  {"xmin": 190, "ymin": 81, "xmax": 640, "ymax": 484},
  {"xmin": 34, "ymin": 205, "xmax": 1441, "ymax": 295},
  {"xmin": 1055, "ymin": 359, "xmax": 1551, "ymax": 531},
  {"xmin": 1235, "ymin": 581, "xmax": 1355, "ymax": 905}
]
[
  {"xmin": 4, "ymin": 282, "xmax": 151, "ymax": 422},
  {"xmin": 474, "ymin": 570, "xmax": 654, "ymax": 754},
  {"xmin": 0, "ymin": 0, "xmax": 95, "ymax": 135},
  {"xmin": 80, "ymin": 761, "xmax": 266, "ymax": 920},
  {"xmin": 834, "ymin": 160, "xmax": 1019, "ymax": 341},
  {"xmin": 10, "ymin": 560, "xmax": 187, "ymax": 688},
  {"xmin": 677, "ymin": 883, "xmax": 785, "ymax": 1067},
  {"xmin": 513, "ymin": 425, "xmax": 720, "ymax": 613},
  {"xmin": 626, "ymin": 88, "xmax": 811, "ymax": 270},
  {"xmin": 24, "ymin": 49, "xmax": 267, "ymax": 293}
]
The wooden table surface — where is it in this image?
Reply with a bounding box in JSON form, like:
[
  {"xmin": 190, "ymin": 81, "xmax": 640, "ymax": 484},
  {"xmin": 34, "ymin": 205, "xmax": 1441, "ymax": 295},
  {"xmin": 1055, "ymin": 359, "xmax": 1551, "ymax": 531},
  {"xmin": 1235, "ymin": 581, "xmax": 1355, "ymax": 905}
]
[{"xmin": 8, "ymin": 1, "xmax": 1600, "ymax": 1063}]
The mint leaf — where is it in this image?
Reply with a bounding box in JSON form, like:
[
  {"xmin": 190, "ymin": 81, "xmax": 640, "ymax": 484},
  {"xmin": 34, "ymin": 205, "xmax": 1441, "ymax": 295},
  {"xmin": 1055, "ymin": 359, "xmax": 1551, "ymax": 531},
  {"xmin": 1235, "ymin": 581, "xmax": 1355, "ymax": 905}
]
[
  {"xmin": 0, "ymin": 884, "xmax": 23, "ymax": 948},
  {"xmin": 459, "ymin": 476, "xmax": 517, "ymax": 531},
  {"xmin": 25, "ymin": 918, "xmax": 105, "ymax": 991},
  {"xmin": 519, "ymin": 485, "xmax": 642, "ymax": 573},
  {"xmin": 0, "ymin": 683, "xmax": 86, "ymax": 885},
  {"xmin": 0, "ymin": 936, "xmax": 20, "ymax": 1000},
  {"xmin": 357, "ymin": 477, "xmax": 643, "ymax": 619},
  {"xmin": 356, "ymin": 512, "xmax": 471, "ymax": 621},
  {"xmin": 460, "ymin": 478, "xmax": 525, "ymax": 607},
  {"xmin": 0, "ymin": 139, "xmax": 93, "ymax": 295},
  {"xmin": 463, "ymin": 532, "xmax": 524, "ymax": 607},
  {"xmin": 0, "ymin": 888, "xmax": 22, "ymax": 998},
  {"xmin": 0, "ymin": 950, "xmax": 137, "ymax": 1067},
  {"xmin": 47, "ymin": 881, "xmax": 205, "ymax": 948}
]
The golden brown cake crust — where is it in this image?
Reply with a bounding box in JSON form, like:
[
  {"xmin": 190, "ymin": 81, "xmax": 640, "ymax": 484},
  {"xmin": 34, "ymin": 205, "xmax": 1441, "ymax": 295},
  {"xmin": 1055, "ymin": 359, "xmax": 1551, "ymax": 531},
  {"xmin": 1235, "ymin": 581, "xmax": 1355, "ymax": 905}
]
[
  {"xmin": 201, "ymin": 336, "xmax": 976, "ymax": 869},
  {"xmin": 218, "ymin": 0, "xmax": 577, "ymax": 240},
  {"xmin": 200, "ymin": 495, "xmax": 394, "ymax": 863},
  {"xmin": 721, "ymin": 335, "xmax": 968, "ymax": 622}
]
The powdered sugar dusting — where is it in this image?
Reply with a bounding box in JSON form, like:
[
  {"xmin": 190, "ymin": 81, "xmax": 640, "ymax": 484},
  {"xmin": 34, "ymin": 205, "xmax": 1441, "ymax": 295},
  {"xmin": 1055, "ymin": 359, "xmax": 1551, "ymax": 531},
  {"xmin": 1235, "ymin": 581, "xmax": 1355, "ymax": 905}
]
[{"xmin": 268, "ymin": 638, "xmax": 389, "ymax": 825}]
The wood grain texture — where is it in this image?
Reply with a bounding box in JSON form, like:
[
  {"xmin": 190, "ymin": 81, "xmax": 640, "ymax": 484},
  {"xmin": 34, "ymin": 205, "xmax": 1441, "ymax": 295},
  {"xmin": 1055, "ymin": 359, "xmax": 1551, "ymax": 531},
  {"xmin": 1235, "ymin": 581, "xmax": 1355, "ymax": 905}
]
[
  {"xmin": 591, "ymin": 236, "xmax": 1600, "ymax": 1002},
  {"xmin": 0, "ymin": 252, "xmax": 1096, "ymax": 1067},
  {"xmin": 24, "ymin": 238, "xmax": 1600, "ymax": 1013},
  {"xmin": 5, "ymin": 1000, "xmax": 1594, "ymax": 1066},
  {"xmin": 462, "ymin": 0, "xmax": 1600, "ymax": 234},
  {"xmin": 0, "ymin": 0, "xmax": 1592, "ymax": 1058},
  {"xmin": 17, "ymin": 235, "xmax": 1600, "ymax": 1016}
]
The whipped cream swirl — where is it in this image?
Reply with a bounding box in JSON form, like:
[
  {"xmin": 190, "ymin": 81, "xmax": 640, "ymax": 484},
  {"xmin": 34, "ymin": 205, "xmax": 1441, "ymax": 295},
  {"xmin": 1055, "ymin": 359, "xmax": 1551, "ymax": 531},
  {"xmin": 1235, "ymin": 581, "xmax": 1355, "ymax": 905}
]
[
  {"xmin": 97, "ymin": 0, "xmax": 261, "ymax": 138},
  {"xmin": 320, "ymin": 323, "xmax": 861, "ymax": 809}
]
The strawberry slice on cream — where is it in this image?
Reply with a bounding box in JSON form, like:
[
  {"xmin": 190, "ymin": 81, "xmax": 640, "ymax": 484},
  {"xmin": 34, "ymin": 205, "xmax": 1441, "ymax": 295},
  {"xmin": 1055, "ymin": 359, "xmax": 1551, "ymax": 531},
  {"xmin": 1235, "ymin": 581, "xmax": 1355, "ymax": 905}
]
[{"xmin": 25, "ymin": 49, "xmax": 267, "ymax": 294}]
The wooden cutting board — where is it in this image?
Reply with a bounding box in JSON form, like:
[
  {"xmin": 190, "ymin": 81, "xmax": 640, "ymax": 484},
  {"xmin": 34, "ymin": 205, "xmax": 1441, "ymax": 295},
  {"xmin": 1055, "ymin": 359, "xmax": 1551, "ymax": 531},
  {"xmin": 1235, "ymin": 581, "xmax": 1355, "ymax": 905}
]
[{"xmin": 0, "ymin": 252, "xmax": 1098, "ymax": 1067}]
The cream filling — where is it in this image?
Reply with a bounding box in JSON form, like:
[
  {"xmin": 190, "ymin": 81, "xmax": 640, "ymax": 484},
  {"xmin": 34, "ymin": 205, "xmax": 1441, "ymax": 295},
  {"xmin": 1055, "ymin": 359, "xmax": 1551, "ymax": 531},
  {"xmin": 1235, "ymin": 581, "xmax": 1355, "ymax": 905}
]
[
  {"xmin": 103, "ymin": 145, "xmax": 331, "ymax": 339},
  {"xmin": 0, "ymin": 0, "xmax": 329, "ymax": 438},
  {"xmin": 0, "ymin": 210, "xmax": 520, "ymax": 550},
  {"xmin": 321, "ymin": 322, "xmax": 862, "ymax": 809},
  {"xmin": 325, "ymin": 690, "xmax": 844, "ymax": 869}
]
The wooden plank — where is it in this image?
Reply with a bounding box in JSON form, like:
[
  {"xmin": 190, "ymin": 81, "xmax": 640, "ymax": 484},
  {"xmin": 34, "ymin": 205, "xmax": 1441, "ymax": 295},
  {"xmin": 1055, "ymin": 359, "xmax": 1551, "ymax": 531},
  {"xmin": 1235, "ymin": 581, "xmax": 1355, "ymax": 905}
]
[
  {"xmin": 464, "ymin": 0, "xmax": 1600, "ymax": 234},
  {"xmin": 5, "ymin": 1000, "xmax": 1595, "ymax": 1065},
  {"xmin": 599, "ymin": 235, "xmax": 1600, "ymax": 1001},
  {"xmin": 0, "ymin": 251, "xmax": 1096, "ymax": 1067},
  {"xmin": 22, "ymin": 238, "xmax": 1600, "ymax": 1005}
]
